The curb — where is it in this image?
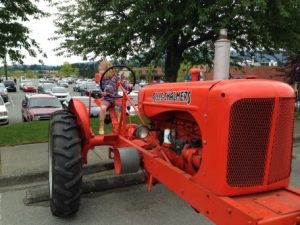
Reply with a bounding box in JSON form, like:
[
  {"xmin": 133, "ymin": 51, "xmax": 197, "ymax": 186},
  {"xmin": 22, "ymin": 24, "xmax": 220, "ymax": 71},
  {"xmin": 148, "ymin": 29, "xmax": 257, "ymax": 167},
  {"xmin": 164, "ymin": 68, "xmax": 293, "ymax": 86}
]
[
  {"xmin": 0, "ymin": 162, "xmax": 114, "ymax": 188},
  {"xmin": 24, "ymin": 172, "xmax": 144, "ymax": 205}
]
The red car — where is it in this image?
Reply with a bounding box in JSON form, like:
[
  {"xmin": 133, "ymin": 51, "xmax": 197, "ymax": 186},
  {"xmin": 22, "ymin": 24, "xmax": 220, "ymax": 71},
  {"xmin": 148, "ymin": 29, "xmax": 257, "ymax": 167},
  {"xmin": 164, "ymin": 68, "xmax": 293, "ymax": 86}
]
[
  {"xmin": 21, "ymin": 94, "xmax": 63, "ymax": 121},
  {"xmin": 22, "ymin": 82, "xmax": 37, "ymax": 92}
]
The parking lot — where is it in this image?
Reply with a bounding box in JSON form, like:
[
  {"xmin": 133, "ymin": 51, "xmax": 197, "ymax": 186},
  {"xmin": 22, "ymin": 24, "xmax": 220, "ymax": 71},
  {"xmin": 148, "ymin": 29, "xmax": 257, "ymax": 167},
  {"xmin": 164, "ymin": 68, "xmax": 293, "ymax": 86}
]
[{"xmin": 5, "ymin": 79, "xmax": 79, "ymax": 124}]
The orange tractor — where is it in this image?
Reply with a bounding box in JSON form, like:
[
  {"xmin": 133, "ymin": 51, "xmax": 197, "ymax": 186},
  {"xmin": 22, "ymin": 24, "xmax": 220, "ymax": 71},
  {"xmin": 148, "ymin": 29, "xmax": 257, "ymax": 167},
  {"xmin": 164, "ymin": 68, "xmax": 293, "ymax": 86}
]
[{"xmin": 48, "ymin": 65, "xmax": 300, "ymax": 225}]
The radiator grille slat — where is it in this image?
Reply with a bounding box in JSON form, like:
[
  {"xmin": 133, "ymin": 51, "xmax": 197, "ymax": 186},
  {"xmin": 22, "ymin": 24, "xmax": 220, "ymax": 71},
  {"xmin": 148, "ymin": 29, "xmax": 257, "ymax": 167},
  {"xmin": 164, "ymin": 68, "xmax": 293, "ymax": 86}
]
[{"xmin": 227, "ymin": 98, "xmax": 274, "ymax": 187}]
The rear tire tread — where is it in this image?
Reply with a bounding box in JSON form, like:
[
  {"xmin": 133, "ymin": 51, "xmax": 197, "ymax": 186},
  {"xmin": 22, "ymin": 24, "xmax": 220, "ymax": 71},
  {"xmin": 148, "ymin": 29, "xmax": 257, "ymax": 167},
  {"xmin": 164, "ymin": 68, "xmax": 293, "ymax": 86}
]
[{"xmin": 49, "ymin": 110, "xmax": 82, "ymax": 217}]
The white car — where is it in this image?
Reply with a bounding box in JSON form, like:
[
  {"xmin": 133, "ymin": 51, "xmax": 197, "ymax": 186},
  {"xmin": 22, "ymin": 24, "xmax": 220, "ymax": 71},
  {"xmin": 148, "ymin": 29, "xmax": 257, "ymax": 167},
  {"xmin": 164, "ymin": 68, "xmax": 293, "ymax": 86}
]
[
  {"xmin": 50, "ymin": 87, "xmax": 70, "ymax": 102},
  {"xmin": 0, "ymin": 83, "xmax": 7, "ymax": 92},
  {"xmin": 0, "ymin": 96, "xmax": 9, "ymax": 125},
  {"xmin": 139, "ymin": 80, "xmax": 148, "ymax": 87},
  {"xmin": 117, "ymin": 90, "xmax": 139, "ymax": 116},
  {"xmin": 127, "ymin": 91, "xmax": 139, "ymax": 115}
]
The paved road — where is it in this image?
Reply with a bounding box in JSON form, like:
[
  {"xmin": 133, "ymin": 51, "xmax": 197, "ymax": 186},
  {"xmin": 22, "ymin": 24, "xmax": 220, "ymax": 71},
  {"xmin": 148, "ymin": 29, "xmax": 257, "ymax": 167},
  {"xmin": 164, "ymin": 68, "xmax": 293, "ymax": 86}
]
[
  {"xmin": 5, "ymin": 79, "xmax": 79, "ymax": 124},
  {"xmin": 0, "ymin": 156, "xmax": 299, "ymax": 225}
]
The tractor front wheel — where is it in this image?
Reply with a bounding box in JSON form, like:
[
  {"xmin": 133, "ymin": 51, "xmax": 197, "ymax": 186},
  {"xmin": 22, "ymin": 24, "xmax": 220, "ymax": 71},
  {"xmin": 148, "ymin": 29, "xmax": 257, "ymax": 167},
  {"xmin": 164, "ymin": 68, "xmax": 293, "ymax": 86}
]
[{"xmin": 49, "ymin": 110, "xmax": 82, "ymax": 217}]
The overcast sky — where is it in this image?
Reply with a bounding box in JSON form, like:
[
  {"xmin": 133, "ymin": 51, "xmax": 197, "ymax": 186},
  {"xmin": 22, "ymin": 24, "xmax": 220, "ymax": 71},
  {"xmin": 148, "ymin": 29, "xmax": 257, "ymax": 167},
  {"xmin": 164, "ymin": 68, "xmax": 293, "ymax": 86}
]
[{"xmin": 21, "ymin": 1, "xmax": 83, "ymax": 66}]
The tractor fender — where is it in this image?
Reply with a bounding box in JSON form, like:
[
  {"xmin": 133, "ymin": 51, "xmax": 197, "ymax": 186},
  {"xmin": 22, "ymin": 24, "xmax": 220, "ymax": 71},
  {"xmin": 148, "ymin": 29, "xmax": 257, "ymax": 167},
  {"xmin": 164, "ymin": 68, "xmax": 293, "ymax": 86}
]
[{"xmin": 68, "ymin": 98, "xmax": 92, "ymax": 141}]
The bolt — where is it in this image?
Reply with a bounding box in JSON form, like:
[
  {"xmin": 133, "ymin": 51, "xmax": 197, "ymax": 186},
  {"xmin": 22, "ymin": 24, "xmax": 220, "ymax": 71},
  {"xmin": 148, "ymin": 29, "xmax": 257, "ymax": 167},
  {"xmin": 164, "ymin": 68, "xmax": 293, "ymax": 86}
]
[{"xmin": 227, "ymin": 208, "xmax": 232, "ymax": 215}]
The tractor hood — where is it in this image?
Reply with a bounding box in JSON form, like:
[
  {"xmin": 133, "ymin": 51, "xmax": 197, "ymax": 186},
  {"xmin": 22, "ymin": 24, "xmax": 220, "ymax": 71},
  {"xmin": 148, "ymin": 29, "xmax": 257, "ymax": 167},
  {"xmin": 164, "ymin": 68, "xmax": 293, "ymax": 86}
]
[
  {"xmin": 138, "ymin": 80, "xmax": 219, "ymax": 118},
  {"xmin": 138, "ymin": 79, "xmax": 294, "ymax": 119}
]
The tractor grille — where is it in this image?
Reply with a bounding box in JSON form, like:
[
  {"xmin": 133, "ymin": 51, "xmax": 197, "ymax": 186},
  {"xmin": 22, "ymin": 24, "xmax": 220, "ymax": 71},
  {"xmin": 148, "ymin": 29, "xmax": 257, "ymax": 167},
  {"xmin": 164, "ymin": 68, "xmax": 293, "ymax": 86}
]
[
  {"xmin": 268, "ymin": 98, "xmax": 294, "ymax": 184},
  {"xmin": 227, "ymin": 98, "xmax": 274, "ymax": 187}
]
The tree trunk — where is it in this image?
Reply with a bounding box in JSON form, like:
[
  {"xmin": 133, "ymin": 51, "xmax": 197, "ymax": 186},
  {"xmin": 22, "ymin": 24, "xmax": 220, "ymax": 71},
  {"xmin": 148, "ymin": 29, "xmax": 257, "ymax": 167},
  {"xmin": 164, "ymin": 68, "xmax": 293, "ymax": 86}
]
[{"xmin": 164, "ymin": 41, "xmax": 183, "ymax": 82}]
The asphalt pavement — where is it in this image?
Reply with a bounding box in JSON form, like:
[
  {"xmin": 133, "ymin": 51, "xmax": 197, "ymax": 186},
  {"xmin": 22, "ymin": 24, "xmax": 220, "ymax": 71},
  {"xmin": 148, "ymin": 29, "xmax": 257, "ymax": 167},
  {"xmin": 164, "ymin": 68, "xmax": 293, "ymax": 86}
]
[
  {"xmin": 0, "ymin": 152, "xmax": 299, "ymax": 225},
  {"xmin": 5, "ymin": 79, "xmax": 79, "ymax": 124}
]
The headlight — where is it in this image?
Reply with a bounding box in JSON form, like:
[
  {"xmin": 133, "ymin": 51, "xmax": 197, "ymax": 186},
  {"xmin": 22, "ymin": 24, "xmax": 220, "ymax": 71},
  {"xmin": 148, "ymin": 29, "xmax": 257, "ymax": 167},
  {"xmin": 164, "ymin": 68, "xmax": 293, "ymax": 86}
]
[
  {"xmin": 0, "ymin": 111, "xmax": 8, "ymax": 116},
  {"xmin": 134, "ymin": 125, "xmax": 150, "ymax": 139},
  {"xmin": 33, "ymin": 116, "xmax": 40, "ymax": 120}
]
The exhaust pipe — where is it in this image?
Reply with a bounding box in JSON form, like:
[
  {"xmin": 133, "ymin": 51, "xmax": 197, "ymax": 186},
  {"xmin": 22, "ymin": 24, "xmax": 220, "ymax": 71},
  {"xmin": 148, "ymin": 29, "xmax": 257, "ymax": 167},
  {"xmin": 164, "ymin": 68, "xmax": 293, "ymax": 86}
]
[
  {"xmin": 213, "ymin": 29, "xmax": 231, "ymax": 80},
  {"xmin": 114, "ymin": 147, "xmax": 140, "ymax": 175}
]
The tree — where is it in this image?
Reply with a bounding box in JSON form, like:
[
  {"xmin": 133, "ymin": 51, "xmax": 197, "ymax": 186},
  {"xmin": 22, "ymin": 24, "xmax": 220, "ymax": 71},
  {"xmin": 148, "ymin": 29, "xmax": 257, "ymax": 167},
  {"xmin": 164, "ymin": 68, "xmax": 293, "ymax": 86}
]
[
  {"xmin": 0, "ymin": 0, "xmax": 46, "ymax": 78},
  {"xmin": 54, "ymin": 0, "xmax": 300, "ymax": 81},
  {"xmin": 284, "ymin": 51, "xmax": 300, "ymax": 84},
  {"xmin": 59, "ymin": 62, "xmax": 79, "ymax": 77}
]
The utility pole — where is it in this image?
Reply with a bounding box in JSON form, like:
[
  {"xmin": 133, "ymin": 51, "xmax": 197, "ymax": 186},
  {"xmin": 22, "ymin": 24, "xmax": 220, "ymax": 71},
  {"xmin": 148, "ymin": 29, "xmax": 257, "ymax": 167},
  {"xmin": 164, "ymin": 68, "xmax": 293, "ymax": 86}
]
[{"xmin": 4, "ymin": 53, "xmax": 8, "ymax": 80}]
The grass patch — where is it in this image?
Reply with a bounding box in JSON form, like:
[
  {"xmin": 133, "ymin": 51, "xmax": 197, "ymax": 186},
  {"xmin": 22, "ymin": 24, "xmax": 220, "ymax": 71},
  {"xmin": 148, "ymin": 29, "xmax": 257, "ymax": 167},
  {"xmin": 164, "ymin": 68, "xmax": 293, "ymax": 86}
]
[{"xmin": 0, "ymin": 116, "xmax": 144, "ymax": 147}]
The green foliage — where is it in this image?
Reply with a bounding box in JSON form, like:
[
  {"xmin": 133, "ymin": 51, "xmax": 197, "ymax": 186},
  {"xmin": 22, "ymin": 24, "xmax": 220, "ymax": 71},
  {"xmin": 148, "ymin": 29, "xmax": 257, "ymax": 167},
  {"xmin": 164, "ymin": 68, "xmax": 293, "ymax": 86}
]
[
  {"xmin": 59, "ymin": 62, "xmax": 79, "ymax": 77},
  {"xmin": 177, "ymin": 61, "xmax": 192, "ymax": 82},
  {"xmin": 134, "ymin": 69, "xmax": 141, "ymax": 81},
  {"xmin": 0, "ymin": 0, "xmax": 46, "ymax": 63},
  {"xmin": 145, "ymin": 65, "xmax": 154, "ymax": 82},
  {"xmin": 53, "ymin": 0, "xmax": 300, "ymax": 81}
]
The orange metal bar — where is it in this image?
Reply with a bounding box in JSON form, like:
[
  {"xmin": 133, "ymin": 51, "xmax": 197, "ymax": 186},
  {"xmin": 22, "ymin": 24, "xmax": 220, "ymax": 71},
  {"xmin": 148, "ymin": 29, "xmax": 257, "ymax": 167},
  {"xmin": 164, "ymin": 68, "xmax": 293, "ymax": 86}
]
[{"xmin": 118, "ymin": 85, "xmax": 147, "ymax": 126}]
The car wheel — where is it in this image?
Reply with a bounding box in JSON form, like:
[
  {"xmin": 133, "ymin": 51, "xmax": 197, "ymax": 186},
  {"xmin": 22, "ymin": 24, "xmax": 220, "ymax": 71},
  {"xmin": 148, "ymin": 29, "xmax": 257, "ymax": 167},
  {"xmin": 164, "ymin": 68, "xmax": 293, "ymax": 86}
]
[{"xmin": 49, "ymin": 110, "xmax": 82, "ymax": 217}]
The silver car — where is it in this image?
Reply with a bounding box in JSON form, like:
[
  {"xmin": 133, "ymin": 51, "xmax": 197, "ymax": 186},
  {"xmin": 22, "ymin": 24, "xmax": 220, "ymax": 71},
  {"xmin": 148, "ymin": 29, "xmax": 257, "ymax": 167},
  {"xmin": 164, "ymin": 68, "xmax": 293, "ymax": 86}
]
[{"xmin": 66, "ymin": 96, "xmax": 100, "ymax": 117}]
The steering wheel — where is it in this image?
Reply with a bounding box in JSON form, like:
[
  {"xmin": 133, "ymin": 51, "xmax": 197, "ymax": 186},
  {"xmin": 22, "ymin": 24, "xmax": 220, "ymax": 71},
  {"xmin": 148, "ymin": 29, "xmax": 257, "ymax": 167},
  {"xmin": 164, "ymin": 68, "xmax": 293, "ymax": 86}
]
[{"xmin": 100, "ymin": 65, "xmax": 136, "ymax": 98}]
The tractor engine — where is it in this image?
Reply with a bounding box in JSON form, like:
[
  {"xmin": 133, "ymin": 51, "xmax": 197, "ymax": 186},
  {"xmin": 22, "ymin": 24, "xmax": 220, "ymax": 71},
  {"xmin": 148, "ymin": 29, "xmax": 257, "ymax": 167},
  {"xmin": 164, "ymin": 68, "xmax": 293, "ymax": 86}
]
[{"xmin": 151, "ymin": 111, "xmax": 202, "ymax": 175}]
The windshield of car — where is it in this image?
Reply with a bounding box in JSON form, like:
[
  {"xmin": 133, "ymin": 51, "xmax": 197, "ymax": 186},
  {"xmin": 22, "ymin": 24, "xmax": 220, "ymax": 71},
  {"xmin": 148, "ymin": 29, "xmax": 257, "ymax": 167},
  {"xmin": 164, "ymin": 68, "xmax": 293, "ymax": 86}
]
[
  {"xmin": 4, "ymin": 80, "xmax": 15, "ymax": 85},
  {"xmin": 24, "ymin": 82, "xmax": 33, "ymax": 86},
  {"xmin": 29, "ymin": 98, "xmax": 62, "ymax": 108},
  {"xmin": 86, "ymin": 83, "xmax": 97, "ymax": 90},
  {"xmin": 52, "ymin": 87, "xmax": 68, "ymax": 93}
]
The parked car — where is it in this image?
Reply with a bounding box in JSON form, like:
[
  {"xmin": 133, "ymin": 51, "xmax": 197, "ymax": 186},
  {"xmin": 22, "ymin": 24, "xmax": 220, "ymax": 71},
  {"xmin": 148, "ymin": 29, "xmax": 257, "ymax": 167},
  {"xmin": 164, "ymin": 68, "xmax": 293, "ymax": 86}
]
[
  {"xmin": 46, "ymin": 78, "xmax": 55, "ymax": 83},
  {"xmin": 3, "ymin": 80, "xmax": 17, "ymax": 92},
  {"xmin": 0, "ymin": 96, "xmax": 9, "ymax": 125},
  {"xmin": 0, "ymin": 87, "xmax": 9, "ymax": 102},
  {"xmin": 117, "ymin": 90, "xmax": 139, "ymax": 116},
  {"xmin": 21, "ymin": 94, "xmax": 62, "ymax": 122},
  {"xmin": 73, "ymin": 83, "xmax": 81, "ymax": 92},
  {"xmin": 39, "ymin": 78, "xmax": 47, "ymax": 83},
  {"xmin": 127, "ymin": 91, "xmax": 139, "ymax": 116},
  {"xmin": 59, "ymin": 81, "xmax": 69, "ymax": 88},
  {"xmin": 38, "ymin": 83, "xmax": 54, "ymax": 94},
  {"xmin": 75, "ymin": 79, "xmax": 83, "ymax": 84},
  {"xmin": 22, "ymin": 82, "xmax": 37, "ymax": 93},
  {"xmin": 20, "ymin": 79, "xmax": 30, "ymax": 90},
  {"xmin": 139, "ymin": 79, "xmax": 148, "ymax": 87},
  {"xmin": 0, "ymin": 83, "xmax": 7, "ymax": 91},
  {"xmin": 80, "ymin": 82, "xmax": 101, "ymax": 98},
  {"xmin": 64, "ymin": 96, "xmax": 101, "ymax": 117},
  {"xmin": 49, "ymin": 87, "xmax": 70, "ymax": 102}
]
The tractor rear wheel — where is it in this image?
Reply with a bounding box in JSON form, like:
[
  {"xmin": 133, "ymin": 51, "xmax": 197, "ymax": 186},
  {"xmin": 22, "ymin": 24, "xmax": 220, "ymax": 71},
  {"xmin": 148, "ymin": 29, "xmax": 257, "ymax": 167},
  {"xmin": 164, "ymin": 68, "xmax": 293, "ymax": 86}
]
[{"xmin": 49, "ymin": 110, "xmax": 82, "ymax": 217}]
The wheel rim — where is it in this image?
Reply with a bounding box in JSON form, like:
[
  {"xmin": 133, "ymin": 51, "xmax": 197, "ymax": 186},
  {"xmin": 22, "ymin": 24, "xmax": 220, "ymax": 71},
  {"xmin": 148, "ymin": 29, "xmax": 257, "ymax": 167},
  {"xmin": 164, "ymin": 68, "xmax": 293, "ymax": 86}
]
[{"xmin": 48, "ymin": 133, "xmax": 53, "ymax": 199}]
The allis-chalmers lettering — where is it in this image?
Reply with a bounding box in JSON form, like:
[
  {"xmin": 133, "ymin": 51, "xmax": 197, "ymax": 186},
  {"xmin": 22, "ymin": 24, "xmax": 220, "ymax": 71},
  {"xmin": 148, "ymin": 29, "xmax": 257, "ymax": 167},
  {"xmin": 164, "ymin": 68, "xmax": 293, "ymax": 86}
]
[{"xmin": 152, "ymin": 90, "xmax": 192, "ymax": 104}]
